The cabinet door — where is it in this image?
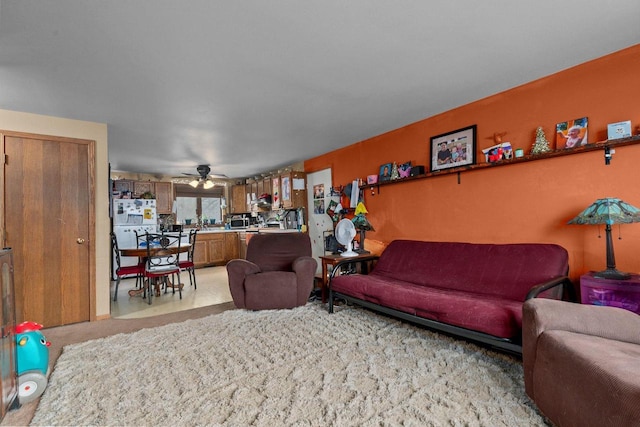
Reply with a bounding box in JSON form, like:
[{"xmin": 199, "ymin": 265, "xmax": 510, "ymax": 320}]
[
  {"xmin": 224, "ymin": 232, "xmax": 239, "ymax": 261},
  {"xmin": 272, "ymin": 176, "xmax": 281, "ymax": 209},
  {"xmin": 290, "ymin": 172, "xmax": 307, "ymax": 208},
  {"xmin": 154, "ymin": 182, "xmax": 173, "ymax": 214},
  {"xmin": 263, "ymin": 177, "xmax": 272, "ymax": 196},
  {"xmin": 192, "ymin": 240, "xmax": 209, "ymax": 268},
  {"xmin": 231, "ymin": 185, "xmax": 247, "ymax": 213},
  {"xmin": 281, "ymin": 173, "xmax": 292, "ymax": 208},
  {"xmin": 113, "ymin": 180, "xmax": 134, "ymax": 194},
  {"xmin": 208, "ymin": 237, "xmax": 225, "ymax": 264},
  {"xmin": 238, "ymin": 232, "xmax": 247, "ymax": 259},
  {"xmin": 248, "ymin": 180, "xmax": 258, "ymax": 200},
  {"xmin": 133, "ymin": 181, "xmax": 154, "ymax": 197}
]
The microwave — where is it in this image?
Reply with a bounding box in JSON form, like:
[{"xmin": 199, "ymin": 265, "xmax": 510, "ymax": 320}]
[{"xmin": 229, "ymin": 217, "xmax": 249, "ymax": 229}]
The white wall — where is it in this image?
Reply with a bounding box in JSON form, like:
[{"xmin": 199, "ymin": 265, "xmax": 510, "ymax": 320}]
[{"xmin": 0, "ymin": 109, "xmax": 111, "ymax": 319}]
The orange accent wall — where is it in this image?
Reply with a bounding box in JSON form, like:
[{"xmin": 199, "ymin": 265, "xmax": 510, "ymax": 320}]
[{"xmin": 305, "ymin": 44, "xmax": 640, "ymax": 282}]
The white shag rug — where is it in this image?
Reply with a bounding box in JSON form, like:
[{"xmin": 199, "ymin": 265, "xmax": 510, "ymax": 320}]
[{"xmin": 31, "ymin": 303, "xmax": 549, "ymax": 426}]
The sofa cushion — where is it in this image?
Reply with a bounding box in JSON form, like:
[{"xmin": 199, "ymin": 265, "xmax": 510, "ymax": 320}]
[
  {"xmin": 371, "ymin": 240, "xmax": 568, "ymax": 300},
  {"xmin": 532, "ymin": 330, "xmax": 640, "ymax": 426},
  {"xmin": 332, "ymin": 273, "xmax": 523, "ymax": 338}
]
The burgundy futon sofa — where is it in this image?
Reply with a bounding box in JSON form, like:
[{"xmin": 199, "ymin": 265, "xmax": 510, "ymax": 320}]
[{"xmin": 328, "ymin": 240, "xmax": 571, "ymax": 353}]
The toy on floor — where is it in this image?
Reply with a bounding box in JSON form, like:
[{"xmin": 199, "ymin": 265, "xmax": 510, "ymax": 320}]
[{"xmin": 15, "ymin": 321, "xmax": 50, "ymax": 404}]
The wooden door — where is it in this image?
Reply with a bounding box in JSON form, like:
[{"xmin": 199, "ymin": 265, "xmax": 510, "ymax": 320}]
[{"xmin": 2, "ymin": 132, "xmax": 94, "ymax": 327}]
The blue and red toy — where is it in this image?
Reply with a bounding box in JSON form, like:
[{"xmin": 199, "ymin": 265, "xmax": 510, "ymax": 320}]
[{"xmin": 15, "ymin": 321, "xmax": 50, "ymax": 404}]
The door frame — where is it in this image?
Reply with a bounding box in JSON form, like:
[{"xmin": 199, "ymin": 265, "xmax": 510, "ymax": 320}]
[{"xmin": 1, "ymin": 130, "xmax": 97, "ymax": 324}]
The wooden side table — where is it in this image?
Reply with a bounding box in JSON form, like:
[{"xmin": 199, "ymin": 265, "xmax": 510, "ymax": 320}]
[
  {"xmin": 580, "ymin": 271, "xmax": 640, "ymax": 314},
  {"xmin": 319, "ymin": 253, "xmax": 378, "ymax": 303}
]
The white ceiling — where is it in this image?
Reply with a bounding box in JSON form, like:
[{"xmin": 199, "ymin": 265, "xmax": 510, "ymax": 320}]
[{"xmin": 1, "ymin": 1, "xmax": 639, "ymax": 179}]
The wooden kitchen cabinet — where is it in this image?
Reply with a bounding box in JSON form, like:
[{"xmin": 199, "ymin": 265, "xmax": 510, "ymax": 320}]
[
  {"xmin": 192, "ymin": 239, "xmax": 208, "ymax": 268},
  {"xmin": 191, "ymin": 232, "xmax": 239, "ymax": 267},
  {"xmin": 272, "ymin": 176, "xmax": 281, "ymax": 209},
  {"xmin": 231, "ymin": 184, "xmax": 248, "ymax": 213},
  {"xmin": 238, "ymin": 231, "xmax": 247, "ymax": 259},
  {"xmin": 133, "ymin": 181, "xmax": 154, "ymax": 196},
  {"xmin": 280, "ymin": 171, "xmax": 307, "ymax": 208},
  {"xmin": 207, "ymin": 234, "xmax": 226, "ymax": 265},
  {"xmin": 224, "ymin": 232, "xmax": 239, "ymax": 260},
  {"xmin": 113, "ymin": 179, "xmax": 134, "ymax": 194},
  {"xmin": 154, "ymin": 182, "xmax": 173, "ymax": 214},
  {"xmin": 263, "ymin": 177, "xmax": 271, "ymax": 196}
]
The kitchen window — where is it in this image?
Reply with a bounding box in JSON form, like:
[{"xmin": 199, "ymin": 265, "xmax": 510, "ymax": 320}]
[
  {"xmin": 175, "ymin": 197, "xmax": 222, "ymax": 224},
  {"xmin": 174, "ymin": 183, "xmax": 226, "ymax": 225}
]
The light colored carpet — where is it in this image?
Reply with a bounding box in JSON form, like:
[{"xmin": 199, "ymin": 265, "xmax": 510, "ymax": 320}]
[{"xmin": 30, "ymin": 303, "xmax": 549, "ymax": 426}]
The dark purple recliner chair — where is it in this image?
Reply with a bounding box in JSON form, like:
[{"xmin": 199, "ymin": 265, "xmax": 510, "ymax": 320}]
[{"xmin": 226, "ymin": 232, "xmax": 317, "ymax": 310}]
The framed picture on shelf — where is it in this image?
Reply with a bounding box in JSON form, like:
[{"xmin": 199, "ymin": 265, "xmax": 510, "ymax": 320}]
[
  {"xmin": 556, "ymin": 117, "xmax": 588, "ymax": 149},
  {"xmin": 398, "ymin": 161, "xmax": 412, "ymax": 178},
  {"xmin": 379, "ymin": 163, "xmax": 392, "ymax": 182},
  {"xmin": 430, "ymin": 125, "xmax": 476, "ymax": 172}
]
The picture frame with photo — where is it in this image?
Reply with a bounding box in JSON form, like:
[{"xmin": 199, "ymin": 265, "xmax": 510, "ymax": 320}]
[
  {"xmin": 430, "ymin": 125, "xmax": 477, "ymax": 172},
  {"xmin": 398, "ymin": 161, "xmax": 412, "ymax": 178},
  {"xmin": 379, "ymin": 163, "xmax": 392, "ymax": 182},
  {"xmin": 556, "ymin": 117, "xmax": 588, "ymax": 149}
]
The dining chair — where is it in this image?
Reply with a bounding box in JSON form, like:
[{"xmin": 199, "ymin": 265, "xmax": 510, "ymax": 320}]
[
  {"xmin": 110, "ymin": 232, "xmax": 145, "ymax": 302},
  {"xmin": 143, "ymin": 232, "xmax": 183, "ymax": 305},
  {"xmin": 179, "ymin": 229, "xmax": 198, "ymax": 289}
]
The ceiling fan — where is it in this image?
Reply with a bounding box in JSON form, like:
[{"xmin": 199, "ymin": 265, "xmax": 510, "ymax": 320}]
[{"xmin": 175, "ymin": 165, "xmax": 227, "ymax": 189}]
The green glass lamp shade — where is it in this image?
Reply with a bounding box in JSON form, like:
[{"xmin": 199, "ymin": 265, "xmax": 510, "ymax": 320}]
[{"xmin": 568, "ymin": 198, "xmax": 640, "ymax": 280}]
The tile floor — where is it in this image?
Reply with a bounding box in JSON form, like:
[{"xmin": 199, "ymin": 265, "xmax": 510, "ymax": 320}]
[{"xmin": 110, "ymin": 266, "xmax": 234, "ymax": 319}]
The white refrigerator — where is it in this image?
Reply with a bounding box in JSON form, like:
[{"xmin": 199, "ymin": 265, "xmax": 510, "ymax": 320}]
[{"xmin": 112, "ymin": 199, "xmax": 158, "ymax": 279}]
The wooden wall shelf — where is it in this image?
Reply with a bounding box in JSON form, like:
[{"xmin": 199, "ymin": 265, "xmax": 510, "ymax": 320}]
[{"xmin": 363, "ymin": 134, "xmax": 640, "ymax": 194}]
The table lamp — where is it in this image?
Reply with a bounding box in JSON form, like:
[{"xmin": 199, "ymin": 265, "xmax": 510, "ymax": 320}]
[
  {"xmin": 568, "ymin": 197, "xmax": 640, "ymax": 280},
  {"xmin": 352, "ymin": 202, "xmax": 374, "ymax": 254}
]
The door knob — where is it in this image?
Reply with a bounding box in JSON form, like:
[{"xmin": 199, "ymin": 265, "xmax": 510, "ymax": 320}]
[{"xmin": 76, "ymin": 238, "xmax": 86, "ymax": 244}]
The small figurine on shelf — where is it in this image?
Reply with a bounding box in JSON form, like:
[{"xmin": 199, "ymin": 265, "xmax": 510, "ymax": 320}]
[{"xmin": 531, "ymin": 126, "xmax": 552, "ymax": 154}]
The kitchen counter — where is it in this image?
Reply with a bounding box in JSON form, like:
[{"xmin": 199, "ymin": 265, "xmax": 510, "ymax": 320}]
[{"xmin": 180, "ymin": 227, "xmax": 302, "ymax": 234}]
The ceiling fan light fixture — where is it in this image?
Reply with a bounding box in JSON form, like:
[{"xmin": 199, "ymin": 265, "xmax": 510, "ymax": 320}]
[
  {"xmin": 189, "ymin": 179, "xmax": 200, "ymax": 188},
  {"xmin": 203, "ymin": 180, "xmax": 215, "ymax": 189}
]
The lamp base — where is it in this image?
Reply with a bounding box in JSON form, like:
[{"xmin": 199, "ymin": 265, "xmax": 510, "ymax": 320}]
[{"xmin": 593, "ymin": 268, "xmax": 632, "ymax": 280}]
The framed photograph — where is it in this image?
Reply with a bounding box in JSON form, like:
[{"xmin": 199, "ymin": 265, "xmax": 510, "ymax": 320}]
[
  {"xmin": 379, "ymin": 163, "xmax": 392, "ymax": 182},
  {"xmin": 313, "ymin": 184, "xmax": 325, "ymax": 199},
  {"xmin": 430, "ymin": 125, "xmax": 477, "ymax": 172},
  {"xmin": 556, "ymin": 117, "xmax": 588, "ymax": 149},
  {"xmin": 398, "ymin": 161, "xmax": 412, "ymax": 178}
]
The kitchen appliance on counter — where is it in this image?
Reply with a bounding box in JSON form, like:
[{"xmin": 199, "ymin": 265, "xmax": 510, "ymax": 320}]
[
  {"xmin": 229, "ymin": 214, "xmax": 250, "ymax": 229},
  {"xmin": 282, "ymin": 208, "xmax": 305, "ymax": 230},
  {"xmin": 112, "ymin": 199, "xmax": 158, "ymax": 279}
]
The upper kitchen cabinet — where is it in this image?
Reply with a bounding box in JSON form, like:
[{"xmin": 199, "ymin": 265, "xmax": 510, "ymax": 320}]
[
  {"xmin": 231, "ymin": 184, "xmax": 248, "ymax": 214},
  {"xmin": 272, "ymin": 176, "xmax": 281, "ymax": 209},
  {"xmin": 154, "ymin": 182, "xmax": 173, "ymax": 215},
  {"xmin": 280, "ymin": 171, "xmax": 307, "ymax": 209},
  {"xmin": 133, "ymin": 181, "xmax": 154, "ymax": 196},
  {"xmin": 113, "ymin": 179, "xmax": 134, "ymax": 194},
  {"xmin": 112, "ymin": 180, "xmax": 174, "ymax": 214}
]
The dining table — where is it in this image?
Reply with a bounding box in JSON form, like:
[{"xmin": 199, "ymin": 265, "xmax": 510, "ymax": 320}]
[{"xmin": 119, "ymin": 243, "xmax": 190, "ymax": 297}]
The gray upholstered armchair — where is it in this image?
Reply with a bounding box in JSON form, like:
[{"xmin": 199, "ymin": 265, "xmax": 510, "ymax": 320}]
[
  {"xmin": 523, "ymin": 298, "xmax": 640, "ymax": 426},
  {"xmin": 226, "ymin": 232, "xmax": 317, "ymax": 310}
]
